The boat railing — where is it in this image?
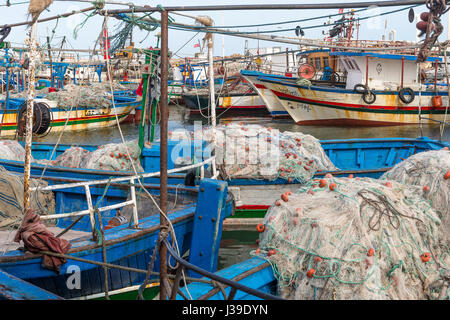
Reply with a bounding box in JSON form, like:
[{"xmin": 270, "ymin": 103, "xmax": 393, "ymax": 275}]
[
  {"xmin": 161, "ymin": 238, "xmax": 283, "ymax": 300},
  {"xmin": 30, "ymin": 156, "xmax": 218, "ymax": 238}
]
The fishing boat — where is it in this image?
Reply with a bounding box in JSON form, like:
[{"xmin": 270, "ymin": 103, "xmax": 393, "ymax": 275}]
[
  {"xmin": 243, "ymin": 51, "xmax": 448, "ymax": 126},
  {"xmin": 1, "ymin": 135, "xmax": 447, "ymax": 220},
  {"xmin": 0, "ymin": 156, "xmax": 233, "ymax": 299},
  {"xmin": 181, "ymin": 82, "xmax": 269, "ymax": 116},
  {"xmin": 0, "ymin": 93, "xmax": 140, "ymax": 137}
]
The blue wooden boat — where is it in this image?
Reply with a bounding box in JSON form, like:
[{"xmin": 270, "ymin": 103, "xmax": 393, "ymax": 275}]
[
  {"xmin": 0, "ymin": 269, "xmax": 62, "ymax": 300},
  {"xmin": 1, "ymin": 136, "xmax": 447, "ymax": 215},
  {"xmin": 0, "ymin": 175, "xmax": 233, "ymax": 299}
]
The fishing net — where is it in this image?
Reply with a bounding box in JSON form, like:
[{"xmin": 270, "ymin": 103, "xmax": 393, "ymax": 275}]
[
  {"xmin": 0, "ymin": 165, "xmax": 55, "ymax": 230},
  {"xmin": 0, "ymin": 140, "xmax": 34, "ymax": 162},
  {"xmin": 47, "ymin": 147, "xmax": 91, "ymax": 168},
  {"xmin": 44, "ymin": 141, "xmax": 144, "ymax": 172},
  {"xmin": 45, "ymin": 84, "xmax": 115, "ymax": 110},
  {"xmin": 254, "ymin": 176, "xmax": 450, "ymax": 300},
  {"xmin": 182, "ymin": 123, "xmax": 337, "ymax": 182},
  {"xmin": 83, "ymin": 140, "xmax": 144, "ymax": 172},
  {"xmin": 381, "ymin": 149, "xmax": 450, "ymax": 245}
]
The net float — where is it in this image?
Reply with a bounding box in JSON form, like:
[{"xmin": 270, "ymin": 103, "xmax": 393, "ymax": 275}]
[
  {"xmin": 319, "ymin": 179, "xmax": 327, "ymax": 188},
  {"xmin": 281, "ymin": 193, "xmax": 289, "ymax": 202},
  {"xmin": 348, "ymin": 174, "xmax": 354, "ymax": 178},
  {"xmin": 385, "ymin": 181, "xmax": 392, "ymax": 187},
  {"xmin": 256, "ymin": 223, "xmax": 265, "ymax": 233},
  {"xmin": 325, "ymin": 173, "xmax": 333, "ymax": 178},
  {"xmin": 421, "ymin": 252, "xmax": 431, "ymax": 262},
  {"xmin": 275, "ymin": 200, "xmax": 281, "ymax": 206},
  {"xmin": 329, "ymin": 183, "xmax": 337, "ymax": 191},
  {"xmin": 423, "ymin": 185, "xmax": 430, "ymax": 192},
  {"xmin": 444, "ymin": 171, "xmax": 450, "ymax": 180},
  {"xmin": 367, "ymin": 248, "xmax": 375, "ymax": 257},
  {"xmin": 307, "ymin": 269, "xmax": 316, "ymax": 278},
  {"xmin": 268, "ymin": 249, "xmax": 276, "ymax": 257}
]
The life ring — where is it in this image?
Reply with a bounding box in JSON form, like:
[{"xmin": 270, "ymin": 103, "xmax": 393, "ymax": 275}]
[
  {"xmin": 298, "ymin": 63, "xmax": 316, "ymax": 80},
  {"xmin": 362, "ymin": 90, "xmax": 376, "ymax": 104},
  {"xmin": 398, "ymin": 87, "xmax": 415, "ymax": 104},
  {"xmin": 17, "ymin": 102, "xmax": 51, "ymax": 136}
]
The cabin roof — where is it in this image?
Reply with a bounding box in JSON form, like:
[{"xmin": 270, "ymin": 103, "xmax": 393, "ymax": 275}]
[{"xmin": 329, "ymin": 51, "xmax": 442, "ymax": 62}]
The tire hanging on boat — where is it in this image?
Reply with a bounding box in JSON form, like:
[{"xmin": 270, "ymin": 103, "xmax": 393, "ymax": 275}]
[
  {"xmin": 353, "ymin": 83, "xmax": 368, "ymax": 94},
  {"xmin": 362, "ymin": 90, "xmax": 376, "ymax": 104},
  {"xmin": 398, "ymin": 87, "xmax": 415, "ymax": 104},
  {"xmin": 17, "ymin": 101, "xmax": 52, "ymax": 136}
]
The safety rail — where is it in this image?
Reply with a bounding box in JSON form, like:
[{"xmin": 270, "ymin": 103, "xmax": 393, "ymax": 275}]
[{"xmin": 31, "ymin": 156, "xmax": 217, "ymax": 238}]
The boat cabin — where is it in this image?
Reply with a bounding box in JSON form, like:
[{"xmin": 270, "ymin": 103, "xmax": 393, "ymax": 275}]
[{"xmin": 329, "ymin": 51, "xmax": 442, "ymax": 90}]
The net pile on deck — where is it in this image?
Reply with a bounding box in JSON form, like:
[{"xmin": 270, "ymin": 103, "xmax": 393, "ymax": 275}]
[
  {"xmin": 170, "ymin": 123, "xmax": 337, "ymax": 182},
  {"xmin": 255, "ymin": 175, "xmax": 450, "ymax": 300},
  {"xmin": 381, "ymin": 149, "xmax": 450, "ymax": 244},
  {"xmin": 45, "ymin": 84, "xmax": 114, "ymax": 109},
  {"xmin": 0, "ymin": 166, "xmax": 55, "ymax": 230},
  {"xmin": 0, "ymin": 140, "xmax": 34, "ymax": 161},
  {"xmin": 44, "ymin": 141, "xmax": 144, "ymax": 172}
]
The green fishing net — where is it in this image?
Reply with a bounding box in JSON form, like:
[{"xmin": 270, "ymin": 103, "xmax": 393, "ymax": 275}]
[{"xmin": 254, "ymin": 175, "xmax": 450, "ymax": 300}]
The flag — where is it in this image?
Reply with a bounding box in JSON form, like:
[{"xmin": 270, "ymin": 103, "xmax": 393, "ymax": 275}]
[{"xmin": 194, "ymin": 43, "xmax": 200, "ymax": 48}]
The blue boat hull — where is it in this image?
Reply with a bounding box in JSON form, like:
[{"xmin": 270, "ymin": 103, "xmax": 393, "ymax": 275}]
[{"xmin": 0, "ymin": 179, "xmax": 233, "ymax": 299}]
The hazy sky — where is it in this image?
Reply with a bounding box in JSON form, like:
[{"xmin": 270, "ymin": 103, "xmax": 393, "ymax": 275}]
[{"xmin": 1, "ymin": 0, "xmax": 449, "ymax": 57}]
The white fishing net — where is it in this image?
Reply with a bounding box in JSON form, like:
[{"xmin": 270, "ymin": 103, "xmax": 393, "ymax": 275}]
[
  {"xmin": 169, "ymin": 123, "xmax": 337, "ymax": 182},
  {"xmin": 254, "ymin": 176, "xmax": 450, "ymax": 300},
  {"xmin": 381, "ymin": 149, "xmax": 450, "ymax": 245},
  {"xmin": 0, "ymin": 140, "xmax": 33, "ymax": 162},
  {"xmin": 0, "ymin": 166, "xmax": 55, "ymax": 230},
  {"xmin": 44, "ymin": 141, "xmax": 144, "ymax": 172}
]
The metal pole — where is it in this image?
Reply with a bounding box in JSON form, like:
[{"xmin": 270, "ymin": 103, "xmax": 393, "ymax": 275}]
[
  {"xmin": 46, "ymin": 36, "xmax": 54, "ymax": 87},
  {"xmin": 208, "ymin": 35, "xmax": 216, "ymax": 149},
  {"xmin": 159, "ymin": 9, "xmax": 169, "ymax": 301},
  {"xmin": 23, "ymin": 21, "xmax": 38, "ymax": 211}
]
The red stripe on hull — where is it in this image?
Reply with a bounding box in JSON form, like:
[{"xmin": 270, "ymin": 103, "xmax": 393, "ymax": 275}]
[
  {"xmin": 273, "ymin": 90, "xmax": 447, "ymax": 111},
  {"xmin": 296, "ymin": 118, "xmax": 414, "ymax": 126}
]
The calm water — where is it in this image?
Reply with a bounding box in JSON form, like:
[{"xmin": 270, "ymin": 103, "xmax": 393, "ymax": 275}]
[{"xmin": 34, "ymin": 104, "xmax": 450, "ymax": 270}]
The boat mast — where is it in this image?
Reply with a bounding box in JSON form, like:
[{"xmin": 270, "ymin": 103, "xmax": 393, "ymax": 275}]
[
  {"xmin": 159, "ymin": 9, "xmax": 169, "ymax": 301},
  {"xmin": 23, "ymin": 20, "xmax": 38, "ymax": 211}
]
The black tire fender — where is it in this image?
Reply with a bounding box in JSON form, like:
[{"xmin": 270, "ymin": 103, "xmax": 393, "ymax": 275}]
[
  {"xmin": 362, "ymin": 90, "xmax": 376, "ymax": 104},
  {"xmin": 398, "ymin": 87, "xmax": 415, "ymax": 104}
]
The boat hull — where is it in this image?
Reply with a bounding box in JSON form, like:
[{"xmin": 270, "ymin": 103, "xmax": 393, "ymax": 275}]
[
  {"xmin": 0, "ymin": 99, "xmax": 140, "ymax": 137},
  {"xmin": 241, "ymin": 72, "xmax": 290, "ymax": 118},
  {"xmin": 182, "ymin": 92, "xmax": 270, "ymax": 116},
  {"xmin": 256, "ymin": 73, "xmax": 449, "ymax": 125}
]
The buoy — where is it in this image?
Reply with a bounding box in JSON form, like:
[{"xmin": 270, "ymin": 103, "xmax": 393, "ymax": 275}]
[
  {"xmin": 385, "ymin": 181, "xmax": 392, "ymax": 187},
  {"xmin": 421, "ymin": 252, "xmax": 431, "ymax": 262},
  {"xmin": 329, "ymin": 183, "xmax": 337, "ymax": 191},
  {"xmin": 304, "ymin": 166, "xmax": 310, "ymax": 171},
  {"xmin": 319, "ymin": 179, "xmax": 327, "ymax": 188},
  {"xmin": 307, "ymin": 269, "xmax": 316, "ymax": 278},
  {"xmin": 110, "ymin": 153, "xmax": 114, "ymax": 157},
  {"xmin": 275, "ymin": 200, "xmax": 281, "ymax": 206},
  {"xmin": 268, "ymin": 249, "xmax": 276, "ymax": 257},
  {"xmin": 281, "ymin": 193, "xmax": 289, "ymax": 202},
  {"xmin": 423, "ymin": 185, "xmax": 430, "ymax": 192},
  {"xmin": 348, "ymin": 174, "xmax": 354, "ymax": 178},
  {"xmin": 444, "ymin": 171, "xmax": 450, "ymax": 180},
  {"xmin": 367, "ymin": 248, "xmax": 375, "ymax": 257},
  {"xmin": 256, "ymin": 223, "xmax": 265, "ymax": 233},
  {"xmin": 314, "ymin": 256, "xmax": 322, "ymax": 263}
]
